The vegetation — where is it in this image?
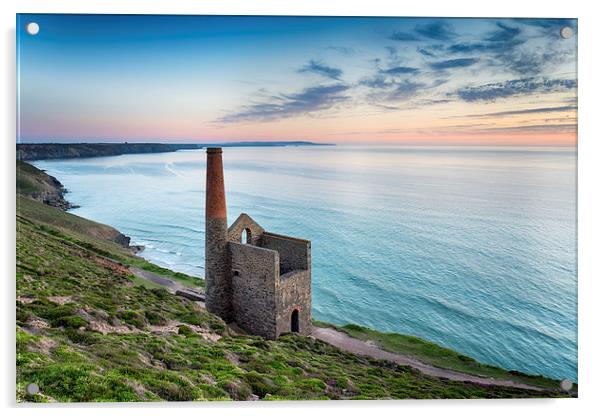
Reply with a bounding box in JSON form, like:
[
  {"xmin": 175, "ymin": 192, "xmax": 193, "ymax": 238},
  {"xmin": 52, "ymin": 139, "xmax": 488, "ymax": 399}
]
[
  {"xmin": 17, "ymin": 160, "xmax": 73, "ymax": 209},
  {"xmin": 17, "ymin": 195, "xmax": 202, "ymax": 289},
  {"xmin": 16, "ymin": 143, "xmax": 204, "ymax": 162},
  {"xmin": 313, "ymin": 321, "xmax": 575, "ymax": 392},
  {"xmin": 15, "ymin": 161, "xmax": 570, "ymax": 402},
  {"xmin": 17, "ymin": 205, "xmax": 571, "ymax": 401},
  {"xmin": 16, "ymin": 142, "xmax": 328, "ymax": 162}
]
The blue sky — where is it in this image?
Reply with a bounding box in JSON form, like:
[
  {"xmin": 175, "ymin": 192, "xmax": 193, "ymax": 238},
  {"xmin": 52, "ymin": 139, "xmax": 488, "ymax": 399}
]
[{"xmin": 17, "ymin": 14, "xmax": 577, "ymax": 145}]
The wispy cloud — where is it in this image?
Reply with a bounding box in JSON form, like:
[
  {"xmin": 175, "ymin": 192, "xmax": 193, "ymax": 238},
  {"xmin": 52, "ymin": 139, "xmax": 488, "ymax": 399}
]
[
  {"xmin": 429, "ymin": 58, "xmax": 479, "ymax": 70},
  {"xmin": 485, "ymin": 22, "xmax": 522, "ymax": 42},
  {"xmin": 389, "ymin": 30, "xmax": 420, "ymax": 41},
  {"xmin": 325, "ymin": 46, "xmax": 357, "ymax": 55},
  {"xmin": 456, "ymin": 78, "xmax": 577, "ymax": 102},
  {"xmin": 298, "ymin": 60, "xmax": 343, "ymax": 80},
  {"xmin": 467, "ymin": 105, "xmax": 577, "ymax": 117},
  {"xmin": 417, "ymin": 47, "xmax": 437, "ymax": 57},
  {"xmin": 446, "ymin": 22, "xmax": 524, "ymax": 56},
  {"xmin": 513, "ymin": 18, "xmax": 577, "ymax": 38},
  {"xmin": 475, "ymin": 123, "xmax": 576, "ymax": 133},
  {"xmin": 217, "ymin": 84, "xmax": 350, "ymax": 123},
  {"xmin": 382, "ymin": 66, "xmax": 421, "ymax": 75},
  {"xmin": 414, "ymin": 21, "xmax": 456, "ymax": 40}
]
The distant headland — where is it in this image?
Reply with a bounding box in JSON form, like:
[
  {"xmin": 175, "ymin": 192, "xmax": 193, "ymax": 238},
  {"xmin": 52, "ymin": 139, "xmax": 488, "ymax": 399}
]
[{"xmin": 16, "ymin": 141, "xmax": 333, "ymax": 161}]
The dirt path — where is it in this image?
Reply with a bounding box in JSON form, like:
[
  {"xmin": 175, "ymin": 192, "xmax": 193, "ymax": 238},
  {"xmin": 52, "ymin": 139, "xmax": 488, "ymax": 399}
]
[
  {"xmin": 129, "ymin": 267, "xmax": 206, "ymax": 308},
  {"xmin": 128, "ymin": 266, "xmax": 545, "ymax": 392},
  {"xmin": 130, "ymin": 267, "xmax": 186, "ymax": 293},
  {"xmin": 311, "ymin": 326, "xmax": 544, "ymax": 391}
]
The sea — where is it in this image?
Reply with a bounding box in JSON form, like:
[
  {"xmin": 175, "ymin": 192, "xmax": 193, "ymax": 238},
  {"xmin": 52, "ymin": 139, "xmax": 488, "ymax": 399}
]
[{"xmin": 33, "ymin": 145, "xmax": 577, "ymax": 382}]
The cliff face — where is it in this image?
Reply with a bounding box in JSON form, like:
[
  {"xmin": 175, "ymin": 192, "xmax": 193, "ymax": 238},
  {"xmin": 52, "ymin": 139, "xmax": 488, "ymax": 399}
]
[
  {"xmin": 16, "ymin": 143, "xmax": 203, "ymax": 161},
  {"xmin": 16, "ymin": 160, "xmax": 132, "ymax": 249},
  {"xmin": 16, "ymin": 142, "xmax": 330, "ymax": 161},
  {"xmin": 17, "ymin": 160, "xmax": 74, "ymax": 210}
]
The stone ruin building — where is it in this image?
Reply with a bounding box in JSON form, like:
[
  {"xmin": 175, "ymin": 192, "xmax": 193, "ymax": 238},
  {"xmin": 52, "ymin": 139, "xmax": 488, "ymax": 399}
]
[{"xmin": 204, "ymin": 147, "xmax": 312, "ymax": 339}]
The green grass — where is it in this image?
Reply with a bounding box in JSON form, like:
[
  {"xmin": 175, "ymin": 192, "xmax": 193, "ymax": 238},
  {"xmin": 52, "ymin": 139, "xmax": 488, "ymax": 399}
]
[
  {"xmin": 128, "ymin": 259, "xmax": 203, "ymax": 289},
  {"xmin": 17, "ymin": 160, "xmax": 52, "ymax": 195},
  {"xmin": 17, "ymin": 196, "xmax": 203, "ymax": 289},
  {"xmin": 17, "ymin": 160, "xmax": 203, "ymax": 289},
  {"xmin": 16, "ymin": 209, "xmax": 569, "ymax": 401},
  {"xmin": 15, "ymin": 168, "xmax": 571, "ymax": 401},
  {"xmin": 313, "ymin": 321, "xmax": 574, "ymax": 392},
  {"xmin": 128, "ymin": 274, "xmax": 164, "ymax": 290}
]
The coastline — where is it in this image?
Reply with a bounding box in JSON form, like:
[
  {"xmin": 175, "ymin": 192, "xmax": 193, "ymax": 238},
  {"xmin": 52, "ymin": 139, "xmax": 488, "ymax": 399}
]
[
  {"xmin": 16, "ymin": 141, "xmax": 332, "ymax": 162},
  {"xmin": 15, "ymin": 159, "xmax": 573, "ymax": 394}
]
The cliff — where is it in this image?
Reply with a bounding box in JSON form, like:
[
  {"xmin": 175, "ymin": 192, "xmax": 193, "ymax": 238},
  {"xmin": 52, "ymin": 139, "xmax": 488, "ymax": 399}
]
[
  {"xmin": 16, "ymin": 143, "xmax": 204, "ymax": 161},
  {"xmin": 16, "ymin": 198, "xmax": 565, "ymax": 401},
  {"xmin": 17, "ymin": 160, "xmax": 132, "ymax": 248},
  {"xmin": 16, "ymin": 141, "xmax": 331, "ymax": 161},
  {"xmin": 17, "ymin": 160, "xmax": 75, "ymax": 210}
]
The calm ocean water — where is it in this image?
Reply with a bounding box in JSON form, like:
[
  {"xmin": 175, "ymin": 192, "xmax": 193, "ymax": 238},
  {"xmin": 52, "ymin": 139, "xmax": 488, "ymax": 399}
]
[{"xmin": 34, "ymin": 145, "xmax": 577, "ymax": 381}]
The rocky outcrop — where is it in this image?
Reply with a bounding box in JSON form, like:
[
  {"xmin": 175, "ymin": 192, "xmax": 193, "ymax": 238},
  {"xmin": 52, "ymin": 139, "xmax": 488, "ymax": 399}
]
[{"xmin": 17, "ymin": 160, "xmax": 76, "ymax": 210}]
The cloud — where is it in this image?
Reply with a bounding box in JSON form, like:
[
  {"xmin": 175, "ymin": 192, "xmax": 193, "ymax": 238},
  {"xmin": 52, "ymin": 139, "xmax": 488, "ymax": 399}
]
[
  {"xmin": 298, "ymin": 60, "xmax": 343, "ymax": 80},
  {"xmin": 485, "ymin": 22, "xmax": 521, "ymax": 42},
  {"xmin": 477, "ymin": 123, "xmax": 576, "ymax": 133},
  {"xmin": 325, "ymin": 46, "xmax": 356, "ymax": 55},
  {"xmin": 360, "ymin": 74, "xmax": 447, "ymax": 107},
  {"xmin": 359, "ymin": 75, "xmax": 390, "ymax": 89},
  {"xmin": 389, "ymin": 31, "xmax": 420, "ymax": 41},
  {"xmin": 217, "ymin": 84, "xmax": 350, "ymax": 123},
  {"xmin": 417, "ymin": 47, "xmax": 437, "ymax": 57},
  {"xmin": 414, "ymin": 21, "xmax": 456, "ymax": 40},
  {"xmin": 467, "ymin": 105, "xmax": 577, "ymax": 117},
  {"xmin": 382, "ymin": 66, "xmax": 420, "ymax": 75},
  {"xmin": 496, "ymin": 47, "xmax": 575, "ymax": 76},
  {"xmin": 429, "ymin": 58, "xmax": 479, "ymax": 70},
  {"xmin": 514, "ymin": 18, "xmax": 576, "ymax": 30},
  {"xmin": 447, "ymin": 22, "xmax": 524, "ymax": 55},
  {"xmin": 388, "ymin": 80, "xmax": 427, "ymax": 100},
  {"xmin": 456, "ymin": 78, "xmax": 577, "ymax": 102}
]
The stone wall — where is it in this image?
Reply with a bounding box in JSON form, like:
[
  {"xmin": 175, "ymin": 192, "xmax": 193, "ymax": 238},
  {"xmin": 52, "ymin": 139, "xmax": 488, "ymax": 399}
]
[
  {"xmin": 259, "ymin": 232, "xmax": 310, "ymax": 275},
  {"xmin": 229, "ymin": 242, "xmax": 279, "ymax": 339},
  {"xmin": 275, "ymin": 270, "xmax": 312, "ymax": 336},
  {"xmin": 227, "ymin": 213, "xmax": 265, "ymax": 245}
]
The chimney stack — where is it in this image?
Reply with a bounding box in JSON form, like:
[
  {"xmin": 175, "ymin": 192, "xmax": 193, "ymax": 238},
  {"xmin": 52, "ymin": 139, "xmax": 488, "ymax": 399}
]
[{"xmin": 204, "ymin": 147, "xmax": 231, "ymax": 320}]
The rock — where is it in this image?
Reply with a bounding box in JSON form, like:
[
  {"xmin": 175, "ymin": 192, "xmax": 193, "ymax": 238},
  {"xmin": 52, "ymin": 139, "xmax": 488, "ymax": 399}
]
[
  {"xmin": 175, "ymin": 289, "xmax": 205, "ymax": 302},
  {"xmin": 129, "ymin": 245, "xmax": 145, "ymax": 254},
  {"xmin": 74, "ymin": 308, "xmax": 93, "ymax": 323}
]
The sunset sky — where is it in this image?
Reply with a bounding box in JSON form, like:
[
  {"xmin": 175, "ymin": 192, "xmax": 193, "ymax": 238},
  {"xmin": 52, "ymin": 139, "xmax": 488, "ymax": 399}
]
[{"xmin": 17, "ymin": 14, "xmax": 577, "ymax": 145}]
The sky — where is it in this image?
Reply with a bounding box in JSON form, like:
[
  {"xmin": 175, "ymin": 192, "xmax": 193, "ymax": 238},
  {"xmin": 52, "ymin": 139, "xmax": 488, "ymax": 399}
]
[{"xmin": 17, "ymin": 14, "xmax": 577, "ymax": 145}]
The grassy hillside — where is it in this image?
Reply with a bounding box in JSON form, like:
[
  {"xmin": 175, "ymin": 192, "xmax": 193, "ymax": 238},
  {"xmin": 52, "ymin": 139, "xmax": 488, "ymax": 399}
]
[
  {"xmin": 17, "ymin": 160, "xmax": 73, "ymax": 209},
  {"xmin": 16, "ymin": 201, "xmax": 566, "ymax": 401},
  {"xmin": 16, "ymin": 160, "xmax": 201, "ymax": 289},
  {"xmin": 313, "ymin": 322, "xmax": 573, "ymax": 391},
  {"xmin": 15, "ymin": 161, "xmax": 570, "ymax": 401}
]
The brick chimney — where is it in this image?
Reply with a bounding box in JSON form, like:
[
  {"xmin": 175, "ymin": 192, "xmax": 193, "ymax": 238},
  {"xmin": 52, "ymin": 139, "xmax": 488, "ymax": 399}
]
[{"xmin": 204, "ymin": 147, "xmax": 231, "ymax": 320}]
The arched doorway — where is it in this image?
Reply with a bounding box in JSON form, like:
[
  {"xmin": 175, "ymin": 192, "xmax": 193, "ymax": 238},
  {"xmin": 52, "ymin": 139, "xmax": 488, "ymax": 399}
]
[{"xmin": 291, "ymin": 309, "xmax": 299, "ymax": 333}]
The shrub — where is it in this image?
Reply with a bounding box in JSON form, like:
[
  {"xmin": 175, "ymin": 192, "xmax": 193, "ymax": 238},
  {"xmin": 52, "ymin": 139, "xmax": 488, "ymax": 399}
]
[
  {"xmin": 177, "ymin": 325, "xmax": 194, "ymax": 337},
  {"xmin": 54, "ymin": 316, "xmax": 88, "ymax": 329},
  {"xmin": 117, "ymin": 310, "xmax": 146, "ymax": 329},
  {"xmin": 144, "ymin": 310, "xmax": 167, "ymax": 325},
  {"xmin": 65, "ymin": 328, "xmax": 98, "ymax": 345}
]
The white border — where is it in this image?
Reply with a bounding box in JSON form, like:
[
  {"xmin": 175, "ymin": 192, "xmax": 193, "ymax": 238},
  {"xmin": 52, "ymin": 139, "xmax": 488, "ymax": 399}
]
[{"xmin": 2, "ymin": 1, "xmax": 601, "ymax": 415}]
